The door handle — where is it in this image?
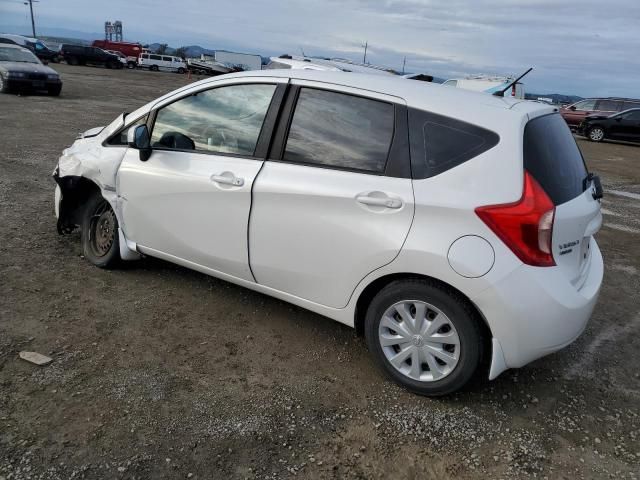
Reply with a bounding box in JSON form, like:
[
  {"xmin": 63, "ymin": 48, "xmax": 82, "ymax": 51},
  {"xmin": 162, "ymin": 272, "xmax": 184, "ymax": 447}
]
[
  {"xmin": 356, "ymin": 194, "xmax": 402, "ymax": 209},
  {"xmin": 211, "ymin": 173, "xmax": 244, "ymax": 187}
]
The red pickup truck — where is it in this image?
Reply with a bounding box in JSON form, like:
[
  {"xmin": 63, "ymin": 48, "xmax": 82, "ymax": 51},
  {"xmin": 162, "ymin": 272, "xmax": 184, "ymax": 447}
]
[{"xmin": 91, "ymin": 40, "xmax": 144, "ymax": 68}]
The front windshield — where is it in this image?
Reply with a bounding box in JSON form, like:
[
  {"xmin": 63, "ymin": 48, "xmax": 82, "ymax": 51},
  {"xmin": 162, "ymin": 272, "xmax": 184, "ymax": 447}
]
[{"xmin": 0, "ymin": 47, "xmax": 40, "ymax": 63}]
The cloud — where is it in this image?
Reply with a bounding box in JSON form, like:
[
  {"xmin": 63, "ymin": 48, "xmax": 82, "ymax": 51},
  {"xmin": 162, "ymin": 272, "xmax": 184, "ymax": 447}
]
[{"xmin": 1, "ymin": 0, "xmax": 638, "ymax": 96}]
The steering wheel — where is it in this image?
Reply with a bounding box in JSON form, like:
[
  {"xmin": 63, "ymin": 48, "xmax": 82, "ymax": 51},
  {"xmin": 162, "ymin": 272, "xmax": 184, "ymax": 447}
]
[{"xmin": 198, "ymin": 124, "xmax": 240, "ymax": 152}]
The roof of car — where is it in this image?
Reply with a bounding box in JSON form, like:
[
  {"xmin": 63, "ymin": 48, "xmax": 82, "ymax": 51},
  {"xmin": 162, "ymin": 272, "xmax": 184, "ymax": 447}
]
[
  {"xmin": 222, "ymin": 69, "xmax": 538, "ymax": 114},
  {"xmin": 0, "ymin": 43, "xmax": 27, "ymax": 50}
]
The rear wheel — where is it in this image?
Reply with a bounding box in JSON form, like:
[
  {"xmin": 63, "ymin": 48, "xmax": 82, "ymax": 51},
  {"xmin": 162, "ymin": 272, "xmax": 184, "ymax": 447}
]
[
  {"xmin": 364, "ymin": 279, "xmax": 483, "ymax": 396},
  {"xmin": 150, "ymin": 65, "xmax": 159, "ymax": 72},
  {"xmin": 81, "ymin": 194, "xmax": 121, "ymax": 268},
  {"xmin": 68, "ymin": 56, "xmax": 79, "ymax": 66},
  {"xmin": 177, "ymin": 67, "xmax": 185, "ymax": 74},
  {"xmin": 588, "ymin": 126, "xmax": 605, "ymax": 142}
]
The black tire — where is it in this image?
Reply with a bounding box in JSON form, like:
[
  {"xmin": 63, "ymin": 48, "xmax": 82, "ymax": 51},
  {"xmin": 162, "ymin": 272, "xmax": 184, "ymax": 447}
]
[
  {"xmin": 150, "ymin": 65, "xmax": 159, "ymax": 72},
  {"xmin": 68, "ymin": 56, "xmax": 79, "ymax": 66},
  {"xmin": 177, "ymin": 67, "xmax": 185, "ymax": 74},
  {"xmin": 364, "ymin": 279, "xmax": 484, "ymax": 396},
  {"xmin": 81, "ymin": 194, "xmax": 121, "ymax": 268},
  {"xmin": 127, "ymin": 61, "xmax": 136, "ymax": 69},
  {"xmin": 0, "ymin": 74, "xmax": 8, "ymax": 93},
  {"xmin": 588, "ymin": 126, "xmax": 605, "ymax": 142},
  {"xmin": 47, "ymin": 85, "xmax": 62, "ymax": 96}
]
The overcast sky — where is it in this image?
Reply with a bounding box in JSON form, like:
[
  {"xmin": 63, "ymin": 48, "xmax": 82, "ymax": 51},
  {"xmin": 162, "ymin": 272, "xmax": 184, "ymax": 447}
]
[{"xmin": 2, "ymin": 0, "xmax": 639, "ymax": 97}]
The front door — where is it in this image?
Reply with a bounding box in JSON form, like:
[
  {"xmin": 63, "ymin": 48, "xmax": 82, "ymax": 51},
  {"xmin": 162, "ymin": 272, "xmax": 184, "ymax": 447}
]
[
  {"xmin": 249, "ymin": 84, "xmax": 414, "ymax": 308},
  {"xmin": 117, "ymin": 81, "xmax": 281, "ymax": 280}
]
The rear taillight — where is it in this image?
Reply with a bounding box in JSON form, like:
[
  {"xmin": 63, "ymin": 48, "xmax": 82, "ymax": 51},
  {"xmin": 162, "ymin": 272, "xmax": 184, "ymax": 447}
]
[{"xmin": 475, "ymin": 171, "xmax": 555, "ymax": 267}]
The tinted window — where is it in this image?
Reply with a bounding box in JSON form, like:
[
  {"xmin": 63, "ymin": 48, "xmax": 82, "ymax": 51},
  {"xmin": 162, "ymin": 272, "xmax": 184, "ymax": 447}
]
[
  {"xmin": 408, "ymin": 108, "xmax": 499, "ymax": 179},
  {"xmin": 596, "ymin": 100, "xmax": 619, "ymax": 111},
  {"xmin": 573, "ymin": 100, "xmax": 596, "ymax": 111},
  {"xmin": 151, "ymin": 83, "xmax": 276, "ymax": 155},
  {"xmin": 162, "ymin": 56, "xmax": 172, "ymax": 61},
  {"xmin": 283, "ymin": 88, "xmax": 394, "ymax": 173},
  {"xmin": 524, "ymin": 114, "xmax": 587, "ymax": 205},
  {"xmin": 622, "ymin": 101, "xmax": 640, "ymax": 111},
  {"xmin": 443, "ymin": 80, "xmax": 458, "ymax": 87},
  {"xmin": 621, "ymin": 110, "xmax": 640, "ymax": 121},
  {"xmin": 141, "ymin": 54, "xmax": 149, "ymax": 59},
  {"xmin": 149, "ymin": 54, "xmax": 161, "ymax": 61}
]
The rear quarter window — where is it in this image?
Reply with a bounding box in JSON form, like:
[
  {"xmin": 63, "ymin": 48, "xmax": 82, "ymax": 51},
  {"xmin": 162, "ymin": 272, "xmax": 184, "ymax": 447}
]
[
  {"xmin": 524, "ymin": 113, "xmax": 588, "ymax": 205},
  {"xmin": 408, "ymin": 108, "xmax": 499, "ymax": 179}
]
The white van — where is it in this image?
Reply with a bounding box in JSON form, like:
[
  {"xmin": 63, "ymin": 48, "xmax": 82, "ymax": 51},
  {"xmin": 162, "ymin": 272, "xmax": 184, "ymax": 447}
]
[
  {"xmin": 138, "ymin": 53, "xmax": 186, "ymax": 73},
  {"xmin": 443, "ymin": 75, "xmax": 525, "ymax": 99}
]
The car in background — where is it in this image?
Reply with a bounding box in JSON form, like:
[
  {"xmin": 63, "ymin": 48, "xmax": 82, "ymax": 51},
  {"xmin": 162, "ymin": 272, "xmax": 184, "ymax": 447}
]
[
  {"xmin": 0, "ymin": 33, "xmax": 59, "ymax": 63},
  {"xmin": 138, "ymin": 53, "xmax": 186, "ymax": 73},
  {"xmin": 442, "ymin": 75, "xmax": 525, "ymax": 99},
  {"xmin": 0, "ymin": 44, "xmax": 62, "ymax": 95},
  {"xmin": 560, "ymin": 98, "xmax": 640, "ymax": 129},
  {"xmin": 53, "ymin": 70, "xmax": 603, "ymax": 396},
  {"xmin": 92, "ymin": 40, "xmax": 142, "ymax": 68},
  {"xmin": 105, "ymin": 50, "xmax": 128, "ymax": 67},
  {"xmin": 578, "ymin": 108, "xmax": 640, "ymax": 143},
  {"xmin": 59, "ymin": 44, "xmax": 123, "ymax": 69}
]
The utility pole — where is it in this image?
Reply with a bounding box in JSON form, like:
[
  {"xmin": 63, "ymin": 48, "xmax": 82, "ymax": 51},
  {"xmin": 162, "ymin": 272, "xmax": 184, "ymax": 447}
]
[
  {"xmin": 24, "ymin": 0, "xmax": 37, "ymax": 37},
  {"xmin": 362, "ymin": 41, "xmax": 368, "ymax": 64},
  {"xmin": 402, "ymin": 56, "xmax": 406, "ymax": 75}
]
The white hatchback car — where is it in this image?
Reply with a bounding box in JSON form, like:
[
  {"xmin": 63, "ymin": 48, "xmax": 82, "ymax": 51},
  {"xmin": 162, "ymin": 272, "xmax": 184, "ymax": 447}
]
[{"xmin": 53, "ymin": 70, "xmax": 604, "ymax": 395}]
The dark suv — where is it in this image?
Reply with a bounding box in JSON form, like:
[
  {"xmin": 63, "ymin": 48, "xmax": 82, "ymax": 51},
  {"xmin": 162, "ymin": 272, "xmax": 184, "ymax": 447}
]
[
  {"xmin": 59, "ymin": 44, "xmax": 123, "ymax": 69},
  {"xmin": 578, "ymin": 108, "xmax": 640, "ymax": 144},
  {"xmin": 560, "ymin": 98, "xmax": 640, "ymax": 129}
]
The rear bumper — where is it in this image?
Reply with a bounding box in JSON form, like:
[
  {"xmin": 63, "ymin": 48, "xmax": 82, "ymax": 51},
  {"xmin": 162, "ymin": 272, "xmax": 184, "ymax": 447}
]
[{"xmin": 473, "ymin": 237, "xmax": 603, "ymax": 374}]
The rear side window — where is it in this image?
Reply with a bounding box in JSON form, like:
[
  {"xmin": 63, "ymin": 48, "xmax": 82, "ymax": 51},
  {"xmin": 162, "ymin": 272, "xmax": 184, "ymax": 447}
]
[
  {"xmin": 595, "ymin": 100, "xmax": 620, "ymax": 111},
  {"xmin": 283, "ymin": 88, "xmax": 394, "ymax": 173},
  {"xmin": 408, "ymin": 108, "xmax": 499, "ymax": 179},
  {"xmin": 150, "ymin": 54, "xmax": 161, "ymax": 61},
  {"xmin": 622, "ymin": 101, "xmax": 640, "ymax": 111},
  {"xmin": 524, "ymin": 113, "xmax": 588, "ymax": 205}
]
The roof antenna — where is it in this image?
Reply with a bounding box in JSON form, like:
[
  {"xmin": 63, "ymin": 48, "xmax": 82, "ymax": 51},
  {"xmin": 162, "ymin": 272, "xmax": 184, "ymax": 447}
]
[
  {"xmin": 493, "ymin": 67, "xmax": 533, "ymax": 97},
  {"xmin": 300, "ymin": 46, "xmax": 305, "ymax": 57}
]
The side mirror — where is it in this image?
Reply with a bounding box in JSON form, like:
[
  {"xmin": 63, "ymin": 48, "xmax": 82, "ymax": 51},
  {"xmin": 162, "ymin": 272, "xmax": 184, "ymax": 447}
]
[
  {"xmin": 127, "ymin": 124, "xmax": 152, "ymax": 161},
  {"xmin": 569, "ymin": 105, "xmax": 576, "ymax": 111}
]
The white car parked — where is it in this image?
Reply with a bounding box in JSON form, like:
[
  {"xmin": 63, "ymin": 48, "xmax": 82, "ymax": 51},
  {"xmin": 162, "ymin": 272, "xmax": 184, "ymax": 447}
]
[
  {"xmin": 138, "ymin": 53, "xmax": 186, "ymax": 73},
  {"xmin": 53, "ymin": 70, "xmax": 603, "ymax": 395}
]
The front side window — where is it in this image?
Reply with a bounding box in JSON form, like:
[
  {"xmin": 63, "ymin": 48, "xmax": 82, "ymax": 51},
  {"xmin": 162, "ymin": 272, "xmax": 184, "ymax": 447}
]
[
  {"xmin": 150, "ymin": 83, "xmax": 276, "ymax": 155},
  {"xmin": 162, "ymin": 56, "xmax": 172, "ymax": 62},
  {"xmin": 283, "ymin": 88, "xmax": 394, "ymax": 173},
  {"xmin": 621, "ymin": 110, "xmax": 640, "ymax": 121},
  {"xmin": 573, "ymin": 100, "xmax": 596, "ymax": 111},
  {"xmin": 150, "ymin": 54, "xmax": 161, "ymax": 61}
]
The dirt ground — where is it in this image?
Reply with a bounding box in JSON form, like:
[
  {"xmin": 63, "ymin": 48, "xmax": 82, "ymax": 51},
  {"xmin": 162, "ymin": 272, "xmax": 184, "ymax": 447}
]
[{"xmin": 1, "ymin": 64, "xmax": 638, "ymax": 480}]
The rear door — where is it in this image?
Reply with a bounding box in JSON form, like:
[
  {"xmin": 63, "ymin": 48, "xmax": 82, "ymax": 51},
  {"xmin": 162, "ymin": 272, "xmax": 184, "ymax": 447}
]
[
  {"xmin": 524, "ymin": 113, "xmax": 601, "ymax": 288},
  {"xmin": 249, "ymin": 83, "xmax": 414, "ymax": 308}
]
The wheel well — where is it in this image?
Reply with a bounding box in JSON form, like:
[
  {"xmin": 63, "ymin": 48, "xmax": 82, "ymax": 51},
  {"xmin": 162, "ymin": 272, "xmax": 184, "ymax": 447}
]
[
  {"xmin": 55, "ymin": 176, "xmax": 101, "ymax": 234},
  {"xmin": 353, "ymin": 273, "xmax": 492, "ymax": 342}
]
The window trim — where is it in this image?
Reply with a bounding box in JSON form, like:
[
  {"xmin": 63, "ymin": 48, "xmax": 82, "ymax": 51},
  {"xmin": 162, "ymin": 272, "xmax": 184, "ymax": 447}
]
[
  {"xmin": 267, "ymin": 85, "xmax": 410, "ymax": 177},
  {"xmin": 142, "ymin": 82, "xmax": 284, "ymax": 160}
]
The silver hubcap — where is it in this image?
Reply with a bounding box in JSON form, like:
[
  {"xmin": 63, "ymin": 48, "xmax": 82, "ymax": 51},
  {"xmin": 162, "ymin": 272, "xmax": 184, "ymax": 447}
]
[
  {"xmin": 590, "ymin": 128, "xmax": 604, "ymax": 141},
  {"xmin": 378, "ymin": 301, "xmax": 460, "ymax": 382}
]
